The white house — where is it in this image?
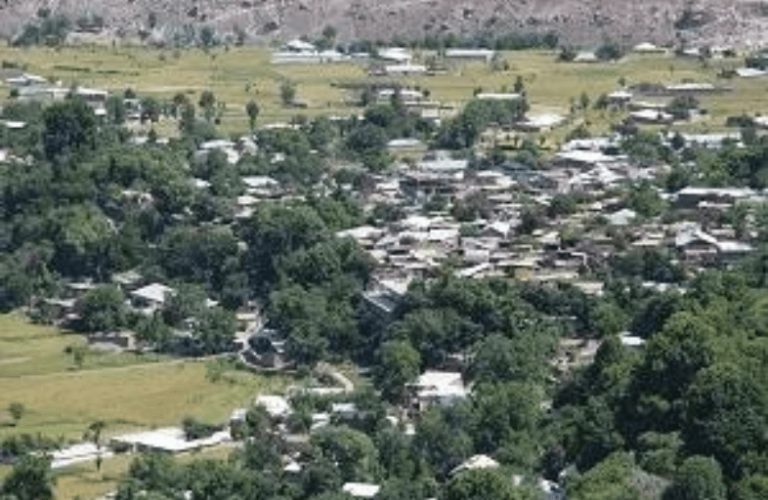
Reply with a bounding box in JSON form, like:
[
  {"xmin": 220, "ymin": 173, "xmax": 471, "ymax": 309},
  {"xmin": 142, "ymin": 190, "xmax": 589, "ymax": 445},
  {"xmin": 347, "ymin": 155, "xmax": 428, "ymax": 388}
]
[
  {"xmin": 384, "ymin": 64, "xmax": 427, "ymax": 76},
  {"xmin": 255, "ymin": 395, "xmax": 291, "ymax": 419},
  {"xmin": 475, "ymin": 92, "xmax": 522, "ymax": 101},
  {"xmin": 342, "ymin": 483, "xmax": 381, "ymax": 499},
  {"xmin": 110, "ymin": 427, "xmax": 230, "ymax": 454},
  {"xmin": 408, "ymin": 370, "xmax": 468, "ymax": 411},
  {"xmin": 450, "ymin": 454, "xmax": 500, "ymax": 476},
  {"xmin": 445, "ymin": 49, "xmax": 495, "ymax": 63},
  {"xmin": 379, "ymin": 47, "xmax": 413, "ymax": 64},
  {"xmin": 130, "ymin": 283, "xmax": 176, "ymax": 314}
]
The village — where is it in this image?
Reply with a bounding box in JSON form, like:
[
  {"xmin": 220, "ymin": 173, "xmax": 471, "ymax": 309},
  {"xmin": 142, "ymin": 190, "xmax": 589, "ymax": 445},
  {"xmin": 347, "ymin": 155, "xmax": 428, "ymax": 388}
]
[{"xmin": 2, "ymin": 35, "xmax": 768, "ymax": 500}]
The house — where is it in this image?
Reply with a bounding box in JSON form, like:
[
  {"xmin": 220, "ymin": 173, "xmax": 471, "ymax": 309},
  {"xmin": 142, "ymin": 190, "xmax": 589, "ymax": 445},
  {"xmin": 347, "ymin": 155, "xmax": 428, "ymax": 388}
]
[
  {"xmin": 47, "ymin": 442, "xmax": 114, "ymax": 470},
  {"xmin": 673, "ymin": 187, "xmax": 755, "ymax": 209},
  {"xmin": 242, "ymin": 176, "xmax": 281, "ymax": 198},
  {"xmin": 5, "ymin": 73, "xmax": 47, "ymax": 87},
  {"xmin": 475, "ymin": 92, "xmax": 522, "ymax": 101},
  {"xmin": 517, "ymin": 113, "xmax": 565, "ymax": 132},
  {"xmin": 362, "ymin": 278, "xmax": 410, "ymax": 322},
  {"xmin": 633, "ymin": 42, "xmax": 666, "ymax": 54},
  {"xmin": 342, "ymin": 483, "xmax": 381, "ymax": 499},
  {"xmin": 664, "ymin": 82, "xmax": 718, "ymax": 95},
  {"xmin": 387, "ymin": 138, "xmax": 427, "ymax": 155},
  {"xmin": 445, "ymin": 49, "xmax": 495, "ymax": 63},
  {"xmin": 129, "ymin": 283, "xmax": 175, "ymax": 314},
  {"xmin": 450, "ymin": 454, "xmax": 500, "ymax": 476},
  {"xmin": 378, "ymin": 47, "xmax": 413, "ymax": 64},
  {"xmin": 553, "ymin": 150, "xmax": 621, "ymax": 170},
  {"xmin": 383, "ymin": 64, "xmax": 427, "ymax": 76},
  {"xmin": 255, "ymin": 395, "xmax": 291, "ymax": 419},
  {"xmin": 17, "ymin": 85, "xmax": 69, "ymax": 104},
  {"xmin": 112, "ymin": 270, "xmax": 143, "ymax": 290},
  {"xmin": 331, "ymin": 403, "xmax": 360, "ymax": 421},
  {"xmin": 629, "ymin": 109, "xmax": 674, "ymax": 124},
  {"xmin": 607, "ymin": 90, "xmax": 633, "ymax": 106},
  {"xmin": 574, "ymin": 51, "xmax": 598, "ymax": 63},
  {"xmin": 736, "ymin": 67, "xmax": 768, "ymax": 78},
  {"xmin": 245, "ymin": 328, "xmax": 289, "ymax": 369},
  {"xmin": 674, "ymin": 227, "xmax": 720, "ymax": 264},
  {"xmin": 75, "ymin": 87, "xmax": 108, "ymax": 108},
  {"xmin": 605, "ymin": 208, "xmax": 637, "ymax": 226},
  {"xmin": 110, "ymin": 427, "xmax": 230, "ymax": 454},
  {"xmin": 408, "ymin": 370, "xmax": 468, "ymax": 412}
]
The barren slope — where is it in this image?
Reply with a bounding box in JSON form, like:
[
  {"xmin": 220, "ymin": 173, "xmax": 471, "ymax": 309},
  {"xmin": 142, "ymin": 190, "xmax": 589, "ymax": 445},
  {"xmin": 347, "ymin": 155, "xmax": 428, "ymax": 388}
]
[{"xmin": 0, "ymin": 0, "xmax": 767, "ymax": 47}]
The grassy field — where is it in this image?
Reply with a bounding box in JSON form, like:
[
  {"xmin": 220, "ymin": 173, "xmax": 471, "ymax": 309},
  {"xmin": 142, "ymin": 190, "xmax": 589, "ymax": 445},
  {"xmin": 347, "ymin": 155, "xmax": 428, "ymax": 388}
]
[
  {"xmin": 0, "ymin": 313, "xmax": 169, "ymax": 378},
  {"xmin": 0, "ymin": 45, "xmax": 763, "ymax": 139},
  {"xmin": 0, "ymin": 312, "xmax": 289, "ymax": 499},
  {"xmin": 0, "ymin": 360, "xmax": 288, "ymax": 441}
]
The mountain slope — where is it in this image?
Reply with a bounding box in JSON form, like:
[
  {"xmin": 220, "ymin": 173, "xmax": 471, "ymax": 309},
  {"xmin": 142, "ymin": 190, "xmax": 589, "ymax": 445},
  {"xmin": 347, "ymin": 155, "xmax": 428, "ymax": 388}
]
[{"xmin": 0, "ymin": 0, "xmax": 765, "ymax": 48}]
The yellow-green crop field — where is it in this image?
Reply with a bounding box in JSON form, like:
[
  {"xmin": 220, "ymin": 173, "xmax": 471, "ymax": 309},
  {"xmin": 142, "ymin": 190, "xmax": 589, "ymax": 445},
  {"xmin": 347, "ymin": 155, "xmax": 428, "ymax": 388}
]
[
  {"xmin": 0, "ymin": 313, "xmax": 289, "ymax": 499},
  {"xmin": 0, "ymin": 45, "xmax": 765, "ymax": 138}
]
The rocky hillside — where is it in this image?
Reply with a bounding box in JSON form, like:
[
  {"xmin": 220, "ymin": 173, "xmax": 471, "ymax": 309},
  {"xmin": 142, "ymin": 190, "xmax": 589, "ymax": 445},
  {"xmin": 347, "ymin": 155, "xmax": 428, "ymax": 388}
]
[{"xmin": 1, "ymin": 0, "xmax": 767, "ymax": 48}]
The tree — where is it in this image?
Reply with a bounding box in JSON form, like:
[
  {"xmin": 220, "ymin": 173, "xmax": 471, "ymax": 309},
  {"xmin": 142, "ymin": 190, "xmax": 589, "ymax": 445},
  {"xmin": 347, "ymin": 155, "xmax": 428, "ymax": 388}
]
[
  {"xmin": 514, "ymin": 76, "xmax": 525, "ymax": 93},
  {"xmin": 162, "ymin": 284, "xmax": 206, "ymax": 327},
  {"xmin": 76, "ymin": 286, "xmax": 126, "ymax": 333},
  {"xmin": 445, "ymin": 468, "xmax": 519, "ymax": 500},
  {"xmin": 312, "ymin": 426, "xmax": 379, "ymax": 482},
  {"xmin": 199, "ymin": 26, "xmax": 215, "ymax": 48},
  {"xmin": 596, "ymin": 42, "xmax": 624, "ymax": 61},
  {"xmin": 106, "ymin": 95, "xmax": 126, "ymax": 125},
  {"xmin": 246, "ymin": 100, "xmax": 260, "ymax": 132},
  {"xmin": 192, "ymin": 307, "xmax": 237, "ymax": 355},
  {"xmin": 682, "ymin": 363, "xmax": 768, "ymax": 478},
  {"xmin": 375, "ymin": 340, "xmax": 421, "ymax": 403},
  {"xmin": 734, "ymin": 475, "xmax": 768, "ymax": 500},
  {"xmin": 179, "ymin": 102, "xmax": 196, "ymax": 134},
  {"xmin": 71, "ymin": 344, "xmax": 87, "ymax": 369},
  {"xmin": 547, "ymin": 194, "xmax": 577, "ymax": 219},
  {"xmin": 8, "ymin": 402, "xmax": 25, "ymax": 424},
  {"xmin": 580, "ymin": 92, "xmax": 590, "ymax": 112},
  {"xmin": 0, "ymin": 455, "xmax": 54, "ymax": 500},
  {"xmin": 663, "ymin": 456, "xmax": 726, "ymax": 500},
  {"xmin": 88, "ymin": 420, "xmax": 107, "ymax": 448},
  {"xmin": 414, "ymin": 407, "xmax": 473, "ymax": 478},
  {"xmin": 140, "ymin": 97, "xmax": 161, "ymax": 123},
  {"xmin": 43, "ymin": 98, "xmax": 97, "ymax": 160},
  {"xmin": 198, "ymin": 91, "xmax": 216, "ymax": 122},
  {"xmin": 281, "ymin": 81, "xmax": 297, "ymax": 107}
]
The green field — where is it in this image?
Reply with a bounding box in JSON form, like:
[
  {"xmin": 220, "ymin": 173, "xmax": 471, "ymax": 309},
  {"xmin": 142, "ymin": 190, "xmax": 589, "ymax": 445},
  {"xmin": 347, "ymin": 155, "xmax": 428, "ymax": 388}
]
[
  {"xmin": 0, "ymin": 45, "xmax": 762, "ymax": 138},
  {"xmin": 0, "ymin": 314, "xmax": 170, "ymax": 378},
  {"xmin": 0, "ymin": 313, "xmax": 289, "ymax": 498}
]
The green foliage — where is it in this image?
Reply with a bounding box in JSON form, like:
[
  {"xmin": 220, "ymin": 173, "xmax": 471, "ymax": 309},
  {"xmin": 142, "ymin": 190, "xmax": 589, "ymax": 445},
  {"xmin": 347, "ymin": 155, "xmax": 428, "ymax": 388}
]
[
  {"xmin": 13, "ymin": 15, "xmax": 71, "ymax": 47},
  {"xmin": 445, "ymin": 468, "xmax": 523, "ymax": 500},
  {"xmin": 246, "ymin": 100, "xmax": 259, "ymax": 130},
  {"xmin": 663, "ymin": 456, "xmax": 726, "ymax": 500},
  {"xmin": 414, "ymin": 405, "xmax": 473, "ymax": 478},
  {"xmin": 280, "ymin": 81, "xmax": 297, "ymax": 107},
  {"xmin": 567, "ymin": 453, "xmax": 642, "ymax": 500},
  {"xmin": 43, "ymin": 97, "xmax": 97, "ymax": 160},
  {"xmin": 181, "ymin": 416, "xmax": 221, "ymax": 440},
  {"xmin": 7, "ymin": 402, "xmax": 25, "ymax": 423},
  {"xmin": 547, "ymin": 194, "xmax": 577, "ymax": 219},
  {"xmin": 312, "ymin": 426, "xmax": 379, "ymax": 482},
  {"xmin": 627, "ymin": 181, "xmax": 666, "ymax": 218},
  {"xmin": 437, "ymin": 98, "xmax": 529, "ymax": 149},
  {"xmin": 76, "ymin": 285, "xmax": 126, "ymax": 333},
  {"xmin": 596, "ymin": 42, "xmax": 624, "ymax": 61},
  {"xmin": 0, "ymin": 455, "xmax": 54, "ymax": 500},
  {"xmin": 375, "ymin": 340, "xmax": 421, "ymax": 403}
]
